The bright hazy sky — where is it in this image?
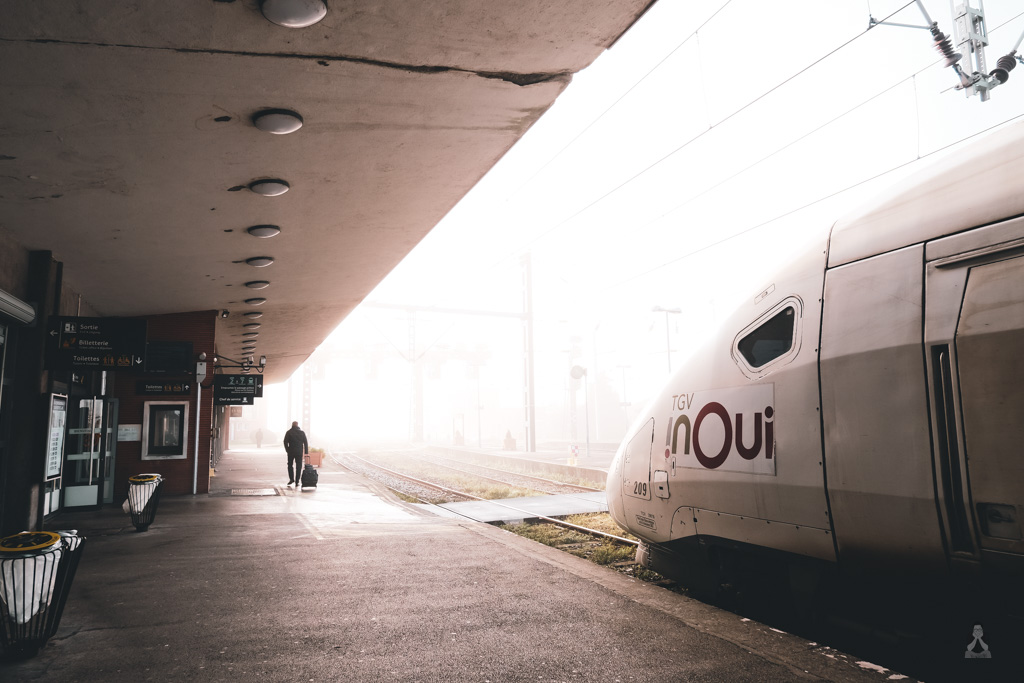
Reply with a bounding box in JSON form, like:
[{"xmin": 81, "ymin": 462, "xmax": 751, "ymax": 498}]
[{"xmin": 262, "ymin": 0, "xmax": 1024, "ymax": 448}]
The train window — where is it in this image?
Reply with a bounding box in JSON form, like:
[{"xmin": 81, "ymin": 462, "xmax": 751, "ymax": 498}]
[
  {"xmin": 732, "ymin": 297, "xmax": 803, "ymax": 378},
  {"xmin": 738, "ymin": 307, "xmax": 794, "ymax": 367}
]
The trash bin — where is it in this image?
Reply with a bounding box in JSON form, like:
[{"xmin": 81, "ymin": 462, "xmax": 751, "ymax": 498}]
[
  {"xmin": 124, "ymin": 473, "xmax": 163, "ymax": 532},
  {"xmin": 0, "ymin": 530, "xmax": 86, "ymax": 660}
]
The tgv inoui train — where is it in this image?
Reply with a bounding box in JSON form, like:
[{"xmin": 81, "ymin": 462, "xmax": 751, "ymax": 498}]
[{"xmin": 607, "ymin": 119, "xmax": 1024, "ymax": 599}]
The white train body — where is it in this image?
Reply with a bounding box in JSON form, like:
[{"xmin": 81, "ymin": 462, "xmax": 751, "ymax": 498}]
[{"xmin": 607, "ymin": 119, "xmax": 1024, "ymax": 587}]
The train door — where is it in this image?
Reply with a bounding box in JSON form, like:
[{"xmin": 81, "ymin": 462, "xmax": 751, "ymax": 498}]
[
  {"xmin": 925, "ymin": 216, "xmax": 1024, "ymax": 568},
  {"xmin": 620, "ymin": 419, "xmax": 656, "ymax": 534}
]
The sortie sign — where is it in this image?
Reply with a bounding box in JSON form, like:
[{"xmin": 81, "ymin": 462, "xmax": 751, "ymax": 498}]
[{"xmin": 46, "ymin": 317, "xmax": 147, "ymax": 371}]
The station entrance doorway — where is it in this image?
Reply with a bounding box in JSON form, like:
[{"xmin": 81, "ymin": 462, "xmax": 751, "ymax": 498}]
[{"xmin": 62, "ymin": 397, "xmax": 119, "ymax": 509}]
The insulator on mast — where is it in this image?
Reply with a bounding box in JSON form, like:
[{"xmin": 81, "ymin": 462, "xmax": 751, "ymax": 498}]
[
  {"xmin": 991, "ymin": 53, "xmax": 1017, "ymax": 84},
  {"xmin": 930, "ymin": 22, "xmax": 962, "ymax": 67}
]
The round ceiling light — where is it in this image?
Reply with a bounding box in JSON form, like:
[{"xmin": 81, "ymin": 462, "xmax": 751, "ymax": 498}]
[
  {"xmin": 248, "ymin": 179, "xmax": 290, "ymax": 197},
  {"xmin": 252, "ymin": 109, "xmax": 304, "ymax": 134},
  {"xmin": 243, "ymin": 312, "xmax": 263, "ymax": 319},
  {"xmin": 247, "ymin": 225, "xmax": 281, "ymax": 238},
  {"xmin": 260, "ymin": 0, "xmax": 327, "ymax": 28},
  {"xmin": 245, "ymin": 297, "xmax": 267, "ymax": 305},
  {"xmin": 245, "ymin": 256, "xmax": 274, "ymax": 267},
  {"xmin": 244, "ymin": 280, "xmax": 270, "ymax": 289}
]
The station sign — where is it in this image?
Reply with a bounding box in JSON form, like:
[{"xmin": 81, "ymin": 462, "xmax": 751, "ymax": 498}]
[
  {"xmin": 46, "ymin": 317, "xmax": 147, "ymax": 372},
  {"xmin": 213, "ymin": 374, "xmax": 263, "ymax": 405},
  {"xmin": 136, "ymin": 380, "xmax": 192, "ymax": 396}
]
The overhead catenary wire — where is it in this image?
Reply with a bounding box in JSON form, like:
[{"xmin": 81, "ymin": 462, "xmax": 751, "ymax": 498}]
[
  {"xmin": 484, "ymin": 1, "xmax": 919, "ymax": 271},
  {"xmin": 612, "ymin": 111, "xmax": 1023, "ymax": 289},
  {"xmin": 490, "ymin": 3, "xmax": 1023, "ymax": 290},
  {"xmin": 607, "ymin": 7, "xmax": 1024, "ymax": 287}
]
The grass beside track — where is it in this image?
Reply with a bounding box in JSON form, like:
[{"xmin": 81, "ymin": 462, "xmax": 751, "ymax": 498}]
[{"xmin": 500, "ymin": 513, "xmax": 670, "ymax": 584}]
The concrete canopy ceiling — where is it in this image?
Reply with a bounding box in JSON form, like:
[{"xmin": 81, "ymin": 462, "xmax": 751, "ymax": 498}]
[{"xmin": 0, "ymin": 0, "xmax": 652, "ymax": 383}]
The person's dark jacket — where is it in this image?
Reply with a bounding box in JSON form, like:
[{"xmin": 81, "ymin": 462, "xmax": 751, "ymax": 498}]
[{"xmin": 283, "ymin": 427, "xmax": 308, "ymax": 456}]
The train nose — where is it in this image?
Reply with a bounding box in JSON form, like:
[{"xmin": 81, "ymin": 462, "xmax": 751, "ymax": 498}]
[{"xmin": 605, "ymin": 442, "xmax": 627, "ymax": 530}]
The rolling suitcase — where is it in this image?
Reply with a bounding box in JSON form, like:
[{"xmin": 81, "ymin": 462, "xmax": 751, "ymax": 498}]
[{"xmin": 300, "ymin": 455, "xmax": 318, "ymax": 488}]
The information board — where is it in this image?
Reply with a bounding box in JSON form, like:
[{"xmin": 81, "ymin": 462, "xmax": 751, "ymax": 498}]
[
  {"xmin": 46, "ymin": 394, "xmax": 67, "ymax": 478},
  {"xmin": 46, "ymin": 317, "xmax": 147, "ymax": 371},
  {"xmin": 136, "ymin": 380, "xmax": 192, "ymax": 396},
  {"xmin": 213, "ymin": 374, "xmax": 263, "ymax": 405}
]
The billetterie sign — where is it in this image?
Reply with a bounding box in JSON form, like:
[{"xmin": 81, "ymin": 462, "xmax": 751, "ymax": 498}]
[{"xmin": 46, "ymin": 317, "xmax": 147, "ymax": 371}]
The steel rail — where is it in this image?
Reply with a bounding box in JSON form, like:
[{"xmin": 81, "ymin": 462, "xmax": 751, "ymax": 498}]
[
  {"xmin": 412, "ymin": 456, "xmax": 551, "ymax": 495},
  {"xmin": 421, "ymin": 453, "xmax": 603, "ymax": 492},
  {"xmin": 342, "ymin": 452, "xmax": 484, "ymax": 501},
  {"xmin": 336, "ymin": 451, "xmax": 637, "ymax": 547}
]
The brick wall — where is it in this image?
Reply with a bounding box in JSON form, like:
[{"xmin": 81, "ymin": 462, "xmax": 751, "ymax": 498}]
[{"xmin": 113, "ymin": 311, "xmax": 216, "ymax": 497}]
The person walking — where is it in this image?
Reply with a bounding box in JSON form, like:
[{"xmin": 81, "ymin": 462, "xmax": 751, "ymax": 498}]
[
  {"xmin": 255, "ymin": 428, "xmax": 263, "ymax": 449},
  {"xmin": 283, "ymin": 421, "xmax": 308, "ymax": 486}
]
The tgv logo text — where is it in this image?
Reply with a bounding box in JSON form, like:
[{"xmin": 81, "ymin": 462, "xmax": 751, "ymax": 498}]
[{"xmin": 665, "ymin": 385, "xmax": 776, "ymax": 476}]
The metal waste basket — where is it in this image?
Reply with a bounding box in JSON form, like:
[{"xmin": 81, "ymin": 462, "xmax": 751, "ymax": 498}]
[
  {"xmin": 0, "ymin": 530, "xmax": 86, "ymax": 660},
  {"xmin": 124, "ymin": 473, "xmax": 163, "ymax": 532}
]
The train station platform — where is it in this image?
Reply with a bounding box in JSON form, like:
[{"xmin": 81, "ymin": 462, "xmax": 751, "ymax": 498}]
[{"xmin": 6, "ymin": 446, "xmax": 906, "ymax": 681}]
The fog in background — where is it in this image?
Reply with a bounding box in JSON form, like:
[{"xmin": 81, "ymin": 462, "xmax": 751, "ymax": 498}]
[{"xmin": 248, "ymin": 0, "xmax": 1024, "ymax": 453}]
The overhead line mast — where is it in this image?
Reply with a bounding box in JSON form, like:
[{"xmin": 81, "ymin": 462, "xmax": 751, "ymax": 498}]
[{"xmin": 871, "ymin": 0, "xmax": 1024, "ymax": 101}]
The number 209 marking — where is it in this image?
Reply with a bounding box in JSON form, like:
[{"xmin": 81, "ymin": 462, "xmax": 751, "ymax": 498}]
[{"xmin": 633, "ymin": 481, "xmax": 648, "ymax": 497}]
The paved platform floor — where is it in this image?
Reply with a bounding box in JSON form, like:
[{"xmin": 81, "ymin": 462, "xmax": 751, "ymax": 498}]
[{"xmin": 3, "ymin": 447, "xmax": 907, "ymax": 681}]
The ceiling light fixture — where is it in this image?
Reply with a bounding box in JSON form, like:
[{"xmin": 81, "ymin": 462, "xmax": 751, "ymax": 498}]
[
  {"xmin": 252, "ymin": 109, "xmax": 304, "ymax": 134},
  {"xmin": 243, "ymin": 312, "xmax": 263, "ymax": 319},
  {"xmin": 260, "ymin": 0, "xmax": 327, "ymax": 28},
  {"xmin": 244, "ymin": 298, "xmax": 267, "ymax": 305},
  {"xmin": 248, "ymin": 179, "xmax": 290, "ymax": 197},
  {"xmin": 244, "ymin": 280, "xmax": 270, "ymax": 289},
  {"xmin": 247, "ymin": 225, "xmax": 281, "ymax": 238},
  {"xmin": 245, "ymin": 256, "xmax": 274, "ymax": 267}
]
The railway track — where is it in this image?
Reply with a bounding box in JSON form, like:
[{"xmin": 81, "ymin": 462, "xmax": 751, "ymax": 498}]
[
  {"xmin": 416, "ymin": 452, "xmax": 603, "ymax": 494},
  {"xmin": 337, "ymin": 450, "xmax": 636, "ymax": 548},
  {"xmin": 339, "ymin": 451, "xmax": 480, "ymax": 504}
]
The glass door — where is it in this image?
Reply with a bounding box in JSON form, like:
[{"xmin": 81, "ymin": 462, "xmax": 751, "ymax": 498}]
[
  {"xmin": 63, "ymin": 397, "xmax": 107, "ymax": 508},
  {"xmin": 101, "ymin": 399, "xmax": 118, "ymax": 504}
]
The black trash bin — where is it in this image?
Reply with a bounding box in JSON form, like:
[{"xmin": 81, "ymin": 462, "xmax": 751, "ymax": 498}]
[
  {"xmin": 0, "ymin": 530, "xmax": 86, "ymax": 660},
  {"xmin": 125, "ymin": 474, "xmax": 163, "ymax": 532}
]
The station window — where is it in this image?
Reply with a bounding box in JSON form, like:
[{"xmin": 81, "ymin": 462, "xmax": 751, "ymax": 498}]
[{"xmin": 142, "ymin": 401, "xmax": 189, "ymax": 459}]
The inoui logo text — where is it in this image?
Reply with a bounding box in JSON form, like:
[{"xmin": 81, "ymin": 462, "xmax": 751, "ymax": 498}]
[{"xmin": 665, "ymin": 384, "xmax": 776, "ymax": 475}]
